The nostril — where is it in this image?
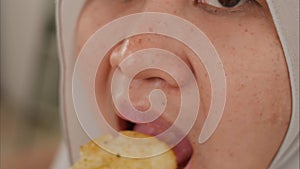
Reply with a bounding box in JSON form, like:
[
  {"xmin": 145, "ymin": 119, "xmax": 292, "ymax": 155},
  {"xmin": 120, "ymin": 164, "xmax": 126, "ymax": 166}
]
[{"xmin": 135, "ymin": 69, "xmax": 179, "ymax": 87}]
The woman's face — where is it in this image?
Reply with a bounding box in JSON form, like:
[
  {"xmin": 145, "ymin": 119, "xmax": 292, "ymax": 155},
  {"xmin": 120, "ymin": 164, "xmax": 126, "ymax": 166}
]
[{"xmin": 76, "ymin": 0, "xmax": 292, "ymax": 168}]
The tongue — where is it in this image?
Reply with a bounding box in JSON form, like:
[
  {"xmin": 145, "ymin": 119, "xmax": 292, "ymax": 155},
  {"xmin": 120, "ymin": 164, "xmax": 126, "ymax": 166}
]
[{"xmin": 133, "ymin": 122, "xmax": 193, "ymax": 167}]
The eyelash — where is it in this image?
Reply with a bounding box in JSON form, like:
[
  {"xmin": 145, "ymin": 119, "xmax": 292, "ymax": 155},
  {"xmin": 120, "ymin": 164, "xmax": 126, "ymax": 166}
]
[{"xmin": 193, "ymin": 0, "xmax": 258, "ymax": 14}]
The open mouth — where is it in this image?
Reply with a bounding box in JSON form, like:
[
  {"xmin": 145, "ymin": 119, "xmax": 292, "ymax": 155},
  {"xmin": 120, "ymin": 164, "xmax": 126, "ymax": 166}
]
[{"xmin": 117, "ymin": 116, "xmax": 193, "ymax": 169}]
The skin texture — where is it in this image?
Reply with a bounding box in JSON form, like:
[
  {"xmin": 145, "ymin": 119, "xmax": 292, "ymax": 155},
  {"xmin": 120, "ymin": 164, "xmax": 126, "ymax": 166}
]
[{"xmin": 76, "ymin": 0, "xmax": 292, "ymax": 168}]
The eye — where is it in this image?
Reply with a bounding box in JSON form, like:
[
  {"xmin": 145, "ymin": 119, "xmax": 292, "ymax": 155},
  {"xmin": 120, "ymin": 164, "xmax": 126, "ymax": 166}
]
[{"xmin": 197, "ymin": 0, "xmax": 248, "ymax": 8}]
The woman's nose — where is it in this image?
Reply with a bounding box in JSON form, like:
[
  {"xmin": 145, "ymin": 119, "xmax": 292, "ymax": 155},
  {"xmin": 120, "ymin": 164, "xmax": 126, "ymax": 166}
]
[
  {"xmin": 109, "ymin": 35, "xmax": 193, "ymax": 88},
  {"xmin": 109, "ymin": 0, "xmax": 196, "ymax": 87}
]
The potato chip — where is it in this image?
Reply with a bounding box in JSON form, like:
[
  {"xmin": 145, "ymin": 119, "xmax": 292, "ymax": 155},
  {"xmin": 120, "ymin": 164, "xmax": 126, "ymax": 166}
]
[{"xmin": 71, "ymin": 131, "xmax": 177, "ymax": 169}]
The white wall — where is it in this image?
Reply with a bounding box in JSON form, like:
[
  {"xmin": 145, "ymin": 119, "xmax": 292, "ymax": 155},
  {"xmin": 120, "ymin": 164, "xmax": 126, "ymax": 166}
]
[{"xmin": 1, "ymin": 0, "xmax": 53, "ymax": 110}]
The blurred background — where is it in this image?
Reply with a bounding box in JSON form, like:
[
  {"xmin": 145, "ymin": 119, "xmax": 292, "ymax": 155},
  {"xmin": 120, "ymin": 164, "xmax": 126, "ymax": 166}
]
[{"xmin": 1, "ymin": 0, "xmax": 61, "ymax": 169}]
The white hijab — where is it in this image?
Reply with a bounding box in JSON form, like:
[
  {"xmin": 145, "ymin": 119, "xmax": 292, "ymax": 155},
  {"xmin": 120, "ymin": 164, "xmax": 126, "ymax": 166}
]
[{"xmin": 54, "ymin": 0, "xmax": 299, "ymax": 168}]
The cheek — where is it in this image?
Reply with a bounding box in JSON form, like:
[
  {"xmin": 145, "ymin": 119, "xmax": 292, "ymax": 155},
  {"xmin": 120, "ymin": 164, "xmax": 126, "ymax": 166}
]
[
  {"xmin": 183, "ymin": 15, "xmax": 291, "ymax": 168},
  {"xmin": 209, "ymin": 17, "xmax": 292, "ymax": 136}
]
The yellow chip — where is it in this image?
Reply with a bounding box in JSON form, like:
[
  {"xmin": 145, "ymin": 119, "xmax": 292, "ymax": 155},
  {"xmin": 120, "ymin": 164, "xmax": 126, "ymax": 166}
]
[{"xmin": 71, "ymin": 131, "xmax": 177, "ymax": 169}]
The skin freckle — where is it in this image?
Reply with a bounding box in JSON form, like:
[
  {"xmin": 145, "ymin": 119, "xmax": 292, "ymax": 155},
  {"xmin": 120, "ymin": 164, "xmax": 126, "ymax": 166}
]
[
  {"xmin": 138, "ymin": 38, "xmax": 142, "ymax": 44},
  {"xmin": 269, "ymin": 113, "xmax": 280, "ymax": 126},
  {"xmin": 76, "ymin": 1, "xmax": 292, "ymax": 168}
]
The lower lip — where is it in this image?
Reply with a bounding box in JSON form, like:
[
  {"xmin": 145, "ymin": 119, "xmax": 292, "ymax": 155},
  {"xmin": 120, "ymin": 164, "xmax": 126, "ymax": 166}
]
[
  {"xmin": 183, "ymin": 159, "xmax": 192, "ymax": 169},
  {"xmin": 133, "ymin": 122, "xmax": 193, "ymax": 168}
]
